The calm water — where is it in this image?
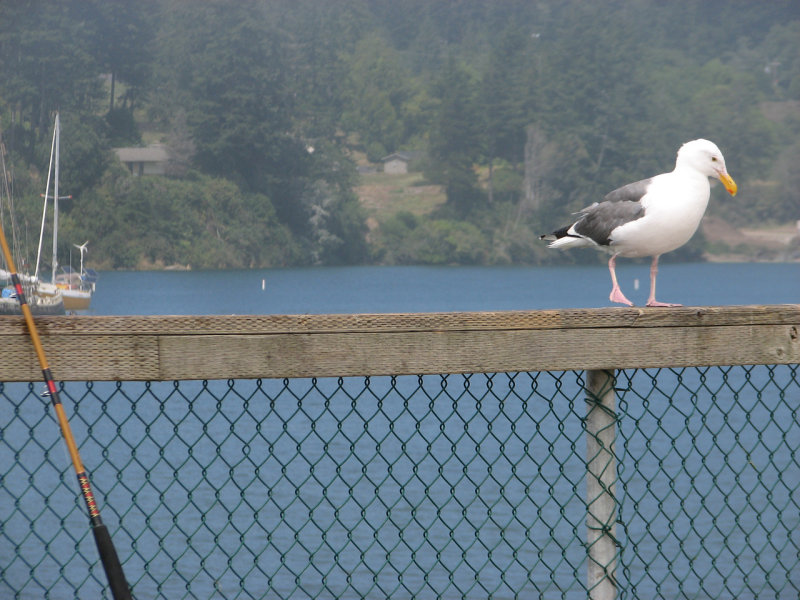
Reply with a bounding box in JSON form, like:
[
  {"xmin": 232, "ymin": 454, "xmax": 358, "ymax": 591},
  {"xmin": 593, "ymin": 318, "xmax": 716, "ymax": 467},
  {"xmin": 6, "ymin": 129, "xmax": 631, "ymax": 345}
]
[
  {"xmin": 89, "ymin": 262, "xmax": 800, "ymax": 315},
  {"xmin": 2, "ymin": 263, "xmax": 799, "ymax": 599}
]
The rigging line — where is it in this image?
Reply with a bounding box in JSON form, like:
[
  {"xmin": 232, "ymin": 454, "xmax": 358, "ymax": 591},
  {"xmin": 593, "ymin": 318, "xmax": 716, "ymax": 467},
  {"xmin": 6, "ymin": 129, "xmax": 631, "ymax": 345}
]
[{"xmin": 0, "ymin": 185, "xmax": 133, "ymax": 598}]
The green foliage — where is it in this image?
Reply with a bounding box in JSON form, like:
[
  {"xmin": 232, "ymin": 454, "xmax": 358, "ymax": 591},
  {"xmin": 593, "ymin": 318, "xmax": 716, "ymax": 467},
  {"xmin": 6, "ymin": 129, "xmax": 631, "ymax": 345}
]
[
  {"xmin": 489, "ymin": 164, "xmax": 524, "ymax": 205},
  {"xmin": 0, "ymin": 1, "xmax": 104, "ymax": 156},
  {"xmin": 479, "ymin": 25, "xmax": 531, "ymax": 166},
  {"xmin": 155, "ymin": 2, "xmax": 303, "ymax": 194},
  {"xmin": 273, "ymin": 0, "xmax": 369, "ymax": 139},
  {"xmin": 342, "ymin": 35, "xmax": 408, "ymax": 157},
  {"xmin": 763, "ymin": 22, "xmax": 800, "ymax": 100},
  {"xmin": 106, "ymin": 108, "xmax": 141, "ymax": 147},
  {"xmin": 426, "ymin": 58, "xmax": 485, "ymax": 215},
  {"xmin": 373, "ymin": 212, "xmax": 490, "ymax": 265},
  {"xmin": 88, "ymin": 0, "xmax": 153, "ymax": 113},
  {"xmin": 1, "ymin": 0, "xmax": 797, "ymax": 270},
  {"xmin": 67, "ymin": 170, "xmax": 300, "ymax": 269},
  {"xmin": 57, "ymin": 113, "xmax": 111, "ymax": 201}
]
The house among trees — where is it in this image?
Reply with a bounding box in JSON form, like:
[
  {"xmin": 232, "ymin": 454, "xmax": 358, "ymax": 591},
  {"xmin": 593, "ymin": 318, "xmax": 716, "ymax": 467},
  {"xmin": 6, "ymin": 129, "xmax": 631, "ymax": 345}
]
[
  {"xmin": 382, "ymin": 152, "xmax": 414, "ymax": 174},
  {"xmin": 114, "ymin": 144, "xmax": 170, "ymax": 176}
]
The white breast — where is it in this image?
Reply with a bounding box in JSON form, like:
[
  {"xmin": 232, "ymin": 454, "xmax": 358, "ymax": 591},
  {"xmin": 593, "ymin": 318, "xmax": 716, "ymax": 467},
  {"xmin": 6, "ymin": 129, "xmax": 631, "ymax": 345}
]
[{"xmin": 609, "ymin": 171, "xmax": 710, "ymax": 258}]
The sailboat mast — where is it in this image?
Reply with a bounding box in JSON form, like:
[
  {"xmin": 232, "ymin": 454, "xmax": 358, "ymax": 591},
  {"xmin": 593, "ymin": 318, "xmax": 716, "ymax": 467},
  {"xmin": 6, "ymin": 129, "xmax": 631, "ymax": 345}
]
[
  {"xmin": 35, "ymin": 118, "xmax": 57, "ymax": 281},
  {"xmin": 51, "ymin": 113, "xmax": 60, "ymax": 285}
]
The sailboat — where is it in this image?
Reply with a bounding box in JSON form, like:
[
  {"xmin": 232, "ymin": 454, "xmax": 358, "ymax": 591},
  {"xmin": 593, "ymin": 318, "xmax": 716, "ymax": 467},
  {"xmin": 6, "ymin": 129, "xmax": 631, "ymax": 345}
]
[
  {"xmin": 36, "ymin": 112, "xmax": 97, "ymax": 312},
  {"xmin": 55, "ymin": 242, "xmax": 97, "ymax": 310},
  {"xmin": 0, "ymin": 130, "xmax": 65, "ymax": 315}
]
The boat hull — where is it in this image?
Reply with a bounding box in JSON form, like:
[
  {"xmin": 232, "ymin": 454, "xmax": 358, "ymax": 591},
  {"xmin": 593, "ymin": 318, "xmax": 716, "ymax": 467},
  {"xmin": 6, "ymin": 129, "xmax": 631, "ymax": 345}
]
[
  {"xmin": 61, "ymin": 289, "xmax": 91, "ymax": 311},
  {"xmin": 39, "ymin": 281, "xmax": 91, "ymax": 312},
  {"xmin": 0, "ymin": 294, "xmax": 65, "ymax": 316}
]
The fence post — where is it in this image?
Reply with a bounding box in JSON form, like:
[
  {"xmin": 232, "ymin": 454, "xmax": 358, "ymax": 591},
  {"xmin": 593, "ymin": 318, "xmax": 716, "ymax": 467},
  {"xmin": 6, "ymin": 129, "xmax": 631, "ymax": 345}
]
[{"xmin": 585, "ymin": 369, "xmax": 618, "ymax": 600}]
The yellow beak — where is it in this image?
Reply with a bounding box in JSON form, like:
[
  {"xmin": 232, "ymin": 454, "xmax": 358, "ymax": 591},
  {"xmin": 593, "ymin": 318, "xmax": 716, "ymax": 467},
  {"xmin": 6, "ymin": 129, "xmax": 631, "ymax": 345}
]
[{"xmin": 719, "ymin": 172, "xmax": 737, "ymax": 196}]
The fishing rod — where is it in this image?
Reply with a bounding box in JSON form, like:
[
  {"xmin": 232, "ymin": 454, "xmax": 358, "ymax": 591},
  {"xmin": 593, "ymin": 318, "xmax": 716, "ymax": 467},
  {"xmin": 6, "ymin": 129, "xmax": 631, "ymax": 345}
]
[{"xmin": 0, "ymin": 183, "xmax": 132, "ymax": 598}]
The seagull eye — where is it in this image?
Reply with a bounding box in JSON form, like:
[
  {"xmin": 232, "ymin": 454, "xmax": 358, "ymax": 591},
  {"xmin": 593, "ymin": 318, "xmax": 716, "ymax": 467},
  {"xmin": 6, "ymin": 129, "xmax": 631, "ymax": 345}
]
[{"xmin": 711, "ymin": 157, "xmax": 717, "ymax": 162}]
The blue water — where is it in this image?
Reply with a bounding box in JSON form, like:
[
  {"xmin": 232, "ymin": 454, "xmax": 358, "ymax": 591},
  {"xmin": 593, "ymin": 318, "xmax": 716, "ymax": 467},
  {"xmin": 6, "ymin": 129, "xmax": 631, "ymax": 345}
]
[
  {"xmin": 2, "ymin": 264, "xmax": 799, "ymax": 599},
  {"xmin": 89, "ymin": 262, "xmax": 800, "ymax": 315}
]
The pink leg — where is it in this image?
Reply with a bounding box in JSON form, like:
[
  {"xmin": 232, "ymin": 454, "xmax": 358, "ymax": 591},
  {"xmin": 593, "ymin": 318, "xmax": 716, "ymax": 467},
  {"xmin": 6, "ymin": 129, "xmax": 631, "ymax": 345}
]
[
  {"xmin": 645, "ymin": 255, "xmax": 681, "ymax": 307},
  {"xmin": 608, "ymin": 254, "xmax": 633, "ymax": 306}
]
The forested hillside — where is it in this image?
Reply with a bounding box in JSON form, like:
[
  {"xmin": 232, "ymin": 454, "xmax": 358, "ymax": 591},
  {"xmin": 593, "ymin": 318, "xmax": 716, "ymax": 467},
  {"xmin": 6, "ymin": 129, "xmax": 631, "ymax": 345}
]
[{"xmin": 1, "ymin": 0, "xmax": 798, "ymax": 269}]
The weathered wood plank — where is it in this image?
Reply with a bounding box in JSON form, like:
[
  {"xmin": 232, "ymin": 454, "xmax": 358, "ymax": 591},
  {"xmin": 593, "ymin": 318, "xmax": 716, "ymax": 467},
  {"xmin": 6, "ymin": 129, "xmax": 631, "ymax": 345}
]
[
  {"xmin": 0, "ymin": 306, "xmax": 797, "ymax": 381},
  {"xmin": 152, "ymin": 324, "xmax": 799, "ymax": 380},
  {"xmin": 0, "ymin": 315, "xmax": 796, "ymax": 381},
  {"xmin": 0, "ymin": 304, "xmax": 797, "ymax": 336},
  {"xmin": 0, "ymin": 335, "xmax": 160, "ymax": 381}
]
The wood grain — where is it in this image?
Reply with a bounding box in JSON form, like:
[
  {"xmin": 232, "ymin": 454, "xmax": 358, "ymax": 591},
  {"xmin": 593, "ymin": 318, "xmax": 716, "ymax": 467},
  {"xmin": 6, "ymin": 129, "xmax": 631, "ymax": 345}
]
[{"xmin": 0, "ymin": 305, "xmax": 797, "ymax": 381}]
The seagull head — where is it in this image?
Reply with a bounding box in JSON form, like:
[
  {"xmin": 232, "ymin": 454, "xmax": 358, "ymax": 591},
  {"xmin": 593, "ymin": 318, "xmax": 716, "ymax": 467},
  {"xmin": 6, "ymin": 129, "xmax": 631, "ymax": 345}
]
[{"xmin": 676, "ymin": 139, "xmax": 737, "ymax": 196}]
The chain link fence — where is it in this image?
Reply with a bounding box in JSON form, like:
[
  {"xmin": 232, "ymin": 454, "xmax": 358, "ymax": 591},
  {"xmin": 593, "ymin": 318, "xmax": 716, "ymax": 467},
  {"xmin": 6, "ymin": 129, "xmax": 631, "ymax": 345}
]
[{"xmin": 1, "ymin": 365, "xmax": 799, "ymax": 598}]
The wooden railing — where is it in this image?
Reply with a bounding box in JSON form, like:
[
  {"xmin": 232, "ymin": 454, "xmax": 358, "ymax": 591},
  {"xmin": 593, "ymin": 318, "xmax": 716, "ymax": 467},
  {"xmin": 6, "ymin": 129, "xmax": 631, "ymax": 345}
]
[
  {"xmin": 2, "ymin": 304, "xmax": 798, "ymax": 599},
  {"xmin": 0, "ymin": 305, "xmax": 797, "ymax": 382}
]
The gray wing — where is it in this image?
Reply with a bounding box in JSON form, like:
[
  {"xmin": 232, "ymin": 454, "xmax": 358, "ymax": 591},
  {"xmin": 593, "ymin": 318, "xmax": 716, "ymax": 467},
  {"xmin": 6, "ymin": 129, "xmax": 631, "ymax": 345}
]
[
  {"xmin": 543, "ymin": 177, "xmax": 652, "ymax": 246},
  {"xmin": 573, "ymin": 195, "xmax": 647, "ymax": 246},
  {"xmin": 602, "ymin": 178, "xmax": 653, "ymax": 203}
]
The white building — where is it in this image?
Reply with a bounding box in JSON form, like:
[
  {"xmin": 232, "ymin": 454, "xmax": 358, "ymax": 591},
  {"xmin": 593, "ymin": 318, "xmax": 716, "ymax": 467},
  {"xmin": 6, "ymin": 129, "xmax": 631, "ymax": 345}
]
[
  {"xmin": 381, "ymin": 152, "xmax": 414, "ymax": 174},
  {"xmin": 114, "ymin": 144, "xmax": 170, "ymax": 176}
]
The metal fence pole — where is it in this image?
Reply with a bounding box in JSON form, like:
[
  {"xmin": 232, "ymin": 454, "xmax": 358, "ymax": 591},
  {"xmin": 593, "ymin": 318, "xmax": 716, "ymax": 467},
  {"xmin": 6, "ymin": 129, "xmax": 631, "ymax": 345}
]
[{"xmin": 585, "ymin": 369, "xmax": 618, "ymax": 600}]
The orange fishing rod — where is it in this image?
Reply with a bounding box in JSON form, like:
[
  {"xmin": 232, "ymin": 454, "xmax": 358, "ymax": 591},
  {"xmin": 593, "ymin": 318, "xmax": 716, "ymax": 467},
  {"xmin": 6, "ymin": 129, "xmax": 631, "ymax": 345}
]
[{"xmin": 0, "ymin": 220, "xmax": 132, "ymax": 598}]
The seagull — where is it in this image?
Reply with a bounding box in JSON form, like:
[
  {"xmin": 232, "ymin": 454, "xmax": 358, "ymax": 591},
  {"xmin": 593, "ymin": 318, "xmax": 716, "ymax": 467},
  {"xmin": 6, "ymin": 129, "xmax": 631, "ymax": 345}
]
[{"xmin": 539, "ymin": 139, "xmax": 737, "ymax": 307}]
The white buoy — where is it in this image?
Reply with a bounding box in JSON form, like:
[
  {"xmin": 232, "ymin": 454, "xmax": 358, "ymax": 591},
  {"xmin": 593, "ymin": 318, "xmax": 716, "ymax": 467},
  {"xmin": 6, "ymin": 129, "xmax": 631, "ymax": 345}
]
[
  {"xmin": 633, "ymin": 278, "xmax": 640, "ymax": 291},
  {"xmin": 261, "ymin": 279, "xmax": 266, "ymax": 291}
]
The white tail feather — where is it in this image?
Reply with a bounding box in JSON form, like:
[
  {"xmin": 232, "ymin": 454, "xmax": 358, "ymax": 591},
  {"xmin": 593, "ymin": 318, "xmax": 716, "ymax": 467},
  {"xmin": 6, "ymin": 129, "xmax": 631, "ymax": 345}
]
[{"xmin": 547, "ymin": 235, "xmax": 595, "ymax": 250}]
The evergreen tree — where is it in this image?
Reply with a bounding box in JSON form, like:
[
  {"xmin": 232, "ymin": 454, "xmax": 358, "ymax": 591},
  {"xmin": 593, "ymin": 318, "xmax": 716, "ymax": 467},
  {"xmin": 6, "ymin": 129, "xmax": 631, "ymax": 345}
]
[
  {"xmin": 0, "ymin": 1, "xmax": 102, "ymax": 158},
  {"xmin": 154, "ymin": 1, "xmax": 313, "ymax": 230},
  {"xmin": 479, "ymin": 25, "xmax": 531, "ymax": 203},
  {"xmin": 426, "ymin": 57, "xmax": 483, "ymax": 215},
  {"xmin": 1, "ymin": 0, "xmax": 797, "ymax": 267},
  {"xmin": 342, "ymin": 35, "xmax": 407, "ymax": 161},
  {"xmin": 86, "ymin": 0, "xmax": 154, "ymax": 114}
]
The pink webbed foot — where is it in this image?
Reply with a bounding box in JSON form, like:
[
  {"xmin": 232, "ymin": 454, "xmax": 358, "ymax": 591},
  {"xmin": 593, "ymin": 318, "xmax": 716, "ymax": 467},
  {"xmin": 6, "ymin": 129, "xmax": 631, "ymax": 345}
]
[
  {"xmin": 645, "ymin": 299, "xmax": 682, "ymax": 307},
  {"xmin": 609, "ymin": 287, "xmax": 634, "ymax": 306},
  {"xmin": 607, "ymin": 254, "xmax": 633, "ymax": 306},
  {"xmin": 645, "ymin": 255, "xmax": 681, "ymax": 307}
]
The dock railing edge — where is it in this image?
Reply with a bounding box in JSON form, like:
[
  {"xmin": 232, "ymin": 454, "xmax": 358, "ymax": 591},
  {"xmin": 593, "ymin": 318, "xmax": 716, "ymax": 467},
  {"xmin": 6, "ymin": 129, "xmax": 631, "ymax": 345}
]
[
  {"xmin": 2, "ymin": 304, "xmax": 798, "ymax": 599},
  {"xmin": 0, "ymin": 304, "xmax": 797, "ymax": 382}
]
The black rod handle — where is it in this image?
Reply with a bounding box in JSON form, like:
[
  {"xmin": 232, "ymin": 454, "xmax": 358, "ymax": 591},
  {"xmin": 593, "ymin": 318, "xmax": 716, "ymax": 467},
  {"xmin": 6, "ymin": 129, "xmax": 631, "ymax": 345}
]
[{"xmin": 92, "ymin": 523, "xmax": 133, "ymax": 600}]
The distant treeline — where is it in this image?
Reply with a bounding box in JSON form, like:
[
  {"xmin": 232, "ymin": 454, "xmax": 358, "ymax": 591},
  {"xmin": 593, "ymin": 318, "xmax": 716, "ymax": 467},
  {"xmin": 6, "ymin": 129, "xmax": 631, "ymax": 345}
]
[{"xmin": 1, "ymin": 1, "xmax": 798, "ymax": 268}]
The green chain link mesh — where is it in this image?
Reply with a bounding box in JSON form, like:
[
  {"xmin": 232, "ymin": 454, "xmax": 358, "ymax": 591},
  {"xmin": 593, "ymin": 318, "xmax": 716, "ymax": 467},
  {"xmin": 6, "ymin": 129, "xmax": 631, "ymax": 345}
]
[{"xmin": 1, "ymin": 365, "xmax": 798, "ymax": 598}]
